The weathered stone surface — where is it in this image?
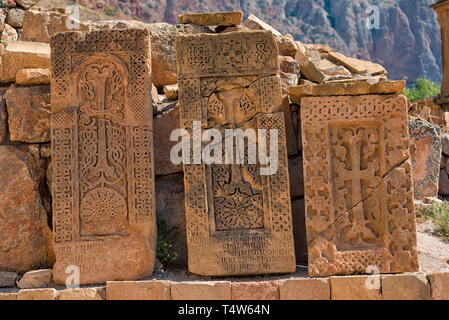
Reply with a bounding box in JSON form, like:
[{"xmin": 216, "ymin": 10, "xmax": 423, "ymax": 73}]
[
  {"xmin": 0, "ymin": 292, "xmax": 17, "ymax": 300},
  {"xmin": 288, "ymin": 155, "xmax": 304, "ymax": 199},
  {"xmin": 243, "ymin": 14, "xmax": 282, "ymax": 37},
  {"xmin": 231, "ymin": 281, "xmax": 279, "ymax": 300},
  {"xmin": 328, "ymin": 52, "xmax": 387, "ymax": 75},
  {"xmin": 0, "ymin": 9, "xmax": 6, "ymax": 32},
  {"xmin": 5, "ymin": 85, "xmax": 50, "ymax": 143},
  {"xmin": 17, "ymin": 269, "xmax": 52, "ymax": 289},
  {"xmin": 409, "ymin": 119, "xmax": 441, "ymax": 201},
  {"xmin": 289, "ymin": 80, "xmax": 406, "ymax": 103},
  {"xmin": 177, "ymin": 31, "xmax": 295, "ymax": 276},
  {"xmin": 6, "ymin": 8, "xmax": 24, "ymax": 27},
  {"xmin": 163, "ymin": 84, "xmax": 178, "ymax": 100},
  {"xmin": 279, "ymin": 278, "xmax": 330, "ymax": 300},
  {"xmin": 280, "ymin": 97, "xmax": 298, "ymax": 156},
  {"xmin": 441, "ymin": 133, "xmax": 449, "ymax": 156},
  {"xmin": 1, "ymin": 23, "xmax": 17, "ymax": 43},
  {"xmin": 429, "ymin": 272, "xmax": 449, "ymax": 300},
  {"xmin": 0, "ymin": 272, "xmax": 18, "ymax": 287},
  {"xmin": 178, "ymin": 11, "xmax": 243, "ymax": 27},
  {"xmin": 106, "ymin": 281, "xmax": 171, "ymax": 300},
  {"xmin": 155, "ymin": 173, "xmax": 187, "ymax": 267},
  {"xmin": 58, "ymin": 287, "xmax": 105, "ymax": 300},
  {"xmin": 291, "ymin": 199, "xmax": 307, "ymax": 265},
  {"xmin": 382, "ymin": 273, "xmax": 431, "ymax": 300},
  {"xmin": 277, "ymin": 35, "xmax": 299, "ymax": 57},
  {"xmin": 0, "ymin": 96, "xmax": 6, "ymax": 144},
  {"xmin": 439, "ymin": 170, "xmax": 449, "ymax": 196},
  {"xmin": 0, "ymin": 41, "xmax": 50, "ymax": 83},
  {"xmin": 295, "ymin": 49, "xmax": 327, "ymax": 83},
  {"xmin": 50, "ymin": 29, "xmax": 156, "ymax": 285},
  {"xmin": 22, "ymin": 7, "xmax": 89, "ymax": 43},
  {"xmin": 330, "ymin": 275, "xmax": 382, "ymax": 300},
  {"xmin": 16, "ymin": 0, "xmax": 39, "ymax": 9},
  {"xmin": 148, "ymin": 23, "xmax": 211, "ymax": 88},
  {"xmin": 302, "ymin": 94, "xmax": 418, "ymax": 277},
  {"xmin": 154, "ymin": 106, "xmax": 183, "ymax": 175},
  {"xmin": 16, "ymin": 68, "xmax": 50, "ymax": 86},
  {"xmin": 0, "ymin": 145, "xmax": 54, "ymax": 273},
  {"xmin": 171, "ymin": 281, "xmax": 231, "ymax": 300},
  {"xmin": 17, "ymin": 288, "xmax": 57, "ymax": 300}
]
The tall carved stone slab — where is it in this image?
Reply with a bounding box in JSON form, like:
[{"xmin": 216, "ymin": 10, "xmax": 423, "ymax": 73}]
[
  {"xmin": 176, "ymin": 31, "xmax": 296, "ymax": 276},
  {"xmin": 301, "ymin": 94, "xmax": 419, "ymax": 277},
  {"xmin": 50, "ymin": 29, "xmax": 156, "ymax": 284}
]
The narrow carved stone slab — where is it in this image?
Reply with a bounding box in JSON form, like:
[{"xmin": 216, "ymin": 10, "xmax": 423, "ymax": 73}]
[
  {"xmin": 409, "ymin": 119, "xmax": 442, "ymax": 201},
  {"xmin": 50, "ymin": 29, "xmax": 156, "ymax": 284},
  {"xmin": 176, "ymin": 31, "xmax": 296, "ymax": 276},
  {"xmin": 301, "ymin": 94, "xmax": 419, "ymax": 277}
]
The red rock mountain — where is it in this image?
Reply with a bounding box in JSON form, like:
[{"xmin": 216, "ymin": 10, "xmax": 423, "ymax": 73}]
[{"xmin": 58, "ymin": 0, "xmax": 443, "ymax": 84}]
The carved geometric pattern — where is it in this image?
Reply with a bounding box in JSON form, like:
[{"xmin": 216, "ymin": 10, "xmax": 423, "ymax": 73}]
[
  {"xmin": 301, "ymin": 94, "xmax": 419, "ymax": 277},
  {"xmin": 50, "ymin": 29, "xmax": 155, "ymax": 285},
  {"xmin": 177, "ymin": 31, "xmax": 295, "ymax": 276}
]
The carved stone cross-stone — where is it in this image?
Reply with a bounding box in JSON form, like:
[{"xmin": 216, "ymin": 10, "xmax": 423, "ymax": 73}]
[
  {"xmin": 301, "ymin": 94, "xmax": 419, "ymax": 277},
  {"xmin": 50, "ymin": 29, "xmax": 156, "ymax": 285},
  {"xmin": 176, "ymin": 31, "xmax": 296, "ymax": 276}
]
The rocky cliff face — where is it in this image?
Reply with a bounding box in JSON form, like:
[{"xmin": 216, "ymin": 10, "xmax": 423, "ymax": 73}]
[{"xmin": 65, "ymin": 0, "xmax": 442, "ymax": 84}]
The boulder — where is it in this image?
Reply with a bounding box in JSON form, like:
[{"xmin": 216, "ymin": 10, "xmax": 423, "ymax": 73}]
[
  {"xmin": 178, "ymin": 11, "xmax": 243, "ymax": 26},
  {"xmin": 295, "ymin": 49, "xmax": 327, "ymax": 83},
  {"xmin": 5, "ymin": 85, "xmax": 50, "ymax": 143},
  {"xmin": 0, "ymin": 9, "xmax": 6, "ymax": 32},
  {"xmin": 16, "ymin": 0, "xmax": 39, "ymax": 9},
  {"xmin": 243, "ymin": 14, "xmax": 282, "ymax": 37},
  {"xmin": 148, "ymin": 23, "xmax": 211, "ymax": 88},
  {"xmin": 17, "ymin": 269, "xmax": 52, "ymax": 289},
  {"xmin": 441, "ymin": 133, "xmax": 449, "ymax": 156},
  {"xmin": 0, "ymin": 41, "xmax": 50, "ymax": 83},
  {"xmin": 279, "ymin": 56, "xmax": 300, "ymax": 90},
  {"xmin": 6, "ymin": 8, "xmax": 24, "ymax": 28},
  {"xmin": 163, "ymin": 84, "xmax": 178, "ymax": 100},
  {"xmin": 15, "ymin": 68, "xmax": 50, "ymax": 86},
  {"xmin": 0, "ymin": 145, "xmax": 54, "ymax": 273},
  {"xmin": 1, "ymin": 23, "xmax": 18, "ymax": 43}
]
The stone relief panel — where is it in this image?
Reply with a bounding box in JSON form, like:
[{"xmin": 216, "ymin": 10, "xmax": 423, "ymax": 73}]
[
  {"xmin": 301, "ymin": 94, "xmax": 419, "ymax": 277},
  {"xmin": 176, "ymin": 31, "xmax": 296, "ymax": 276},
  {"xmin": 50, "ymin": 29, "xmax": 156, "ymax": 285}
]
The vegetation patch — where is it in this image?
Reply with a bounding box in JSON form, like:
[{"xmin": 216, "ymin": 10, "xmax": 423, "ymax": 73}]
[{"xmin": 417, "ymin": 201, "xmax": 449, "ymax": 241}]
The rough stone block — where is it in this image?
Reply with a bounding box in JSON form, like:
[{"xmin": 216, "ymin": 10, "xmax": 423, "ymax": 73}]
[
  {"xmin": 171, "ymin": 281, "xmax": 231, "ymax": 300},
  {"xmin": 382, "ymin": 273, "xmax": 431, "ymax": 300},
  {"xmin": 429, "ymin": 272, "xmax": 449, "ymax": 300},
  {"xmin": 58, "ymin": 287, "xmax": 105, "ymax": 300},
  {"xmin": 178, "ymin": 11, "xmax": 243, "ymax": 26},
  {"xmin": 17, "ymin": 269, "xmax": 53, "ymax": 289},
  {"xmin": 18, "ymin": 288, "xmax": 58, "ymax": 300},
  {"xmin": 106, "ymin": 281, "xmax": 171, "ymax": 300},
  {"xmin": 231, "ymin": 281, "xmax": 279, "ymax": 300},
  {"xmin": 330, "ymin": 275, "xmax": 382, "ymax": 300},
  {"xmin": 279, "ymin": 278, "xmax": 330, "ymax": 300}
]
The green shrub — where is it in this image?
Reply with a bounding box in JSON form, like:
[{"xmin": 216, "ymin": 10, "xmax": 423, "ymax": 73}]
[
  {"xmin": 417, "ymin": 201, "xmax": 449, "ymax": 241},
  {"xmin": 403, "ymin": 78, "xmax": 441, "ymax": 102},
  {"xmin": 156, "ymin": 219, "xmax": 179, "ymax": 267}
]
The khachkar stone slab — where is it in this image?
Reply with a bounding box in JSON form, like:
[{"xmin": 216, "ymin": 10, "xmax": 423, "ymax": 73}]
[
  {"xmin": 408, "ymin": 119, "xmax": 442, "ymax": 201},
  {"xmin": 176, "ymin": 31, "xmax": 296, "ymax": 276},
  {"xmin": 50, "ymin": 29, "xmax": 156, "ymax": 285},
  {"xmin": 301, "ymin": 94, "xmax": 419, "ymax": 277}
]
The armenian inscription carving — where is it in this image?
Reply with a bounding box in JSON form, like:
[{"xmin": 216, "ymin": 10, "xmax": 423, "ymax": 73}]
[
  {"xmin": 301, "ymin": 94, "xmax": 419, "ymax": 277},
  {"xmin": 50, "ymin": 29, "xmax": 155, "ymax": 284},
  {"xmin": 176, "ymin": 31, "xmax": 296, "ymax": 276}
]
